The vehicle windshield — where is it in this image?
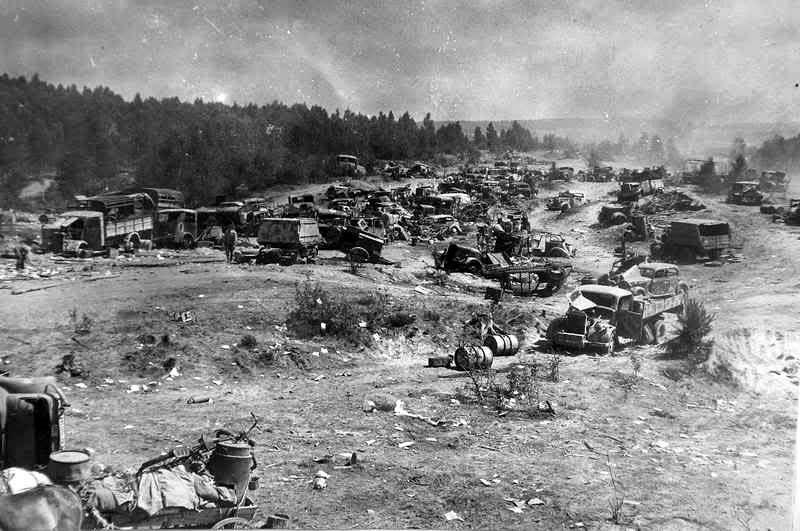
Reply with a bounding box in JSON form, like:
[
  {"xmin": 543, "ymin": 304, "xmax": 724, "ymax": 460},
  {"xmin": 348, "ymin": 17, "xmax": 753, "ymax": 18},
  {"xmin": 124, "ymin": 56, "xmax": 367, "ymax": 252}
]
[{"xmin": 636, "ymin": 266, "xmax": 655, "ymax": 278}]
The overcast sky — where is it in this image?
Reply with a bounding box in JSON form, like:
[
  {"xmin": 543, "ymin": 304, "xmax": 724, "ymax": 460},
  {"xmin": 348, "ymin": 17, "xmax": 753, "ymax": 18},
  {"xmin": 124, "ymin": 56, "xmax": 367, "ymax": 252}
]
[{"xmin": 1, "ymin": 0, "xmax": 798, "ymax": 123}]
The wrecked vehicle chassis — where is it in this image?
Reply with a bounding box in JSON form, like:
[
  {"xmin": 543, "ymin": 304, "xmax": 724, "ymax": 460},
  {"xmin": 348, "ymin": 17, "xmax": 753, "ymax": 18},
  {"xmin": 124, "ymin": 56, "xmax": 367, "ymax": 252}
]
[{"xmin": 547, "ymin": 285, "xmax": 685, "ymax": 353}]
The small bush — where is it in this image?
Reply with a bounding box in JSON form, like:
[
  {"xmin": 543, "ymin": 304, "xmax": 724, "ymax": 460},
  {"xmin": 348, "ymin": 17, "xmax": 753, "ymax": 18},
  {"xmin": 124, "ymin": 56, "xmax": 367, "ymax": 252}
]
[
  {"xmin": 239, "ymin": 334, "xmax": 258, "ymax": 349},
  {"xmin": 463, "ymin": 368, "xmax": 496, "ymax": 405},
  {"xmin": 545, "ymin": 352, "xmax": 561, "ymax": 382},
  {"xmin": 664, "ymin": 298, "xmax": 715, "ymax": 363},
  {"xmin": 463, "ymin": 364, "xmax": 552, "ymax": 417},
  {"xmin": 630, "ymin": 352, "xmax": 642, "ymax": 378},
  {"xmin": 286, "ymin": 282, "xmax": 388, "ymax": 344},
  {"xmin": 606, "ymin": 455, "xmax": 626, "ymax": 524}
]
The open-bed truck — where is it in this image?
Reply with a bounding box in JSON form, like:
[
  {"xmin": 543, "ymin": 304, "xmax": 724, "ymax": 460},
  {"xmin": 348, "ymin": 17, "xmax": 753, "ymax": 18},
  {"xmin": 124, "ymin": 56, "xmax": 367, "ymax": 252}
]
[{"xmin": 546, "ymin": 284, "xmax": 685, "ymax": 354}]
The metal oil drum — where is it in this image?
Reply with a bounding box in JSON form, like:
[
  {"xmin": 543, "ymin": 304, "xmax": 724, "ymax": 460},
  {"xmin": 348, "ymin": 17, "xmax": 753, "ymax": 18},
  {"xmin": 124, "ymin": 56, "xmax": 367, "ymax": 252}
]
[
  {"xmin": 206, "ymin": 441, "xmax": 253, "ymax": 493},
  {"xmin": 453, "ymin": 345, "xmax": 494, "ymax": 371},
  {"xmin": 48, "ymin": 450, "xmax": 91, "ymax": 483},
  {"xmin": 484, "ymin": 334, "xmax": 520, "ymax": 356}
]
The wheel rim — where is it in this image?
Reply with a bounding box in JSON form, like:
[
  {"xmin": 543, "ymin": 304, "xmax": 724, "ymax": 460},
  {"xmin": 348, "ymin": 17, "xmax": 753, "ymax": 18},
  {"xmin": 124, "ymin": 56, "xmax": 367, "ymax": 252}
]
[{"xmin": 211, "ymin": 516, "xmax": 252, "ymax": 529}]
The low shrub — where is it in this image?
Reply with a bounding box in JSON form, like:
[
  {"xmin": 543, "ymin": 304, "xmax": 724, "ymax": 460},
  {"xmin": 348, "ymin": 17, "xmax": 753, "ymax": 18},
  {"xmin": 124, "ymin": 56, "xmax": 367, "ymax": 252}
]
[
  {"xmin": 286, "ymin": 282, "xmax": 389, "ymax": 345},
  {"xmin": 664, "ymin": 298, "xmax": 715, "ymax": 364}
]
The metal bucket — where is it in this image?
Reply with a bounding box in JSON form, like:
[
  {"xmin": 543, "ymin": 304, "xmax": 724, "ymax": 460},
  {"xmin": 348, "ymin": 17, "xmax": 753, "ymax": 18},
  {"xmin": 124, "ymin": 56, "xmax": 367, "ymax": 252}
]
[
  {"xmin": 206, "ymin": 441, "xmax": 253, "ymax": 493},
  {"xmin": 483, "ymin": 334, "xmax": 520, "ymax": 356},
  {"xmin": 454, "ymin": 345, "xmax": 493, "ymax": 371},
  {"xmin": 48, "ymin": 450, "xmax": 91, "ymax": 483}
]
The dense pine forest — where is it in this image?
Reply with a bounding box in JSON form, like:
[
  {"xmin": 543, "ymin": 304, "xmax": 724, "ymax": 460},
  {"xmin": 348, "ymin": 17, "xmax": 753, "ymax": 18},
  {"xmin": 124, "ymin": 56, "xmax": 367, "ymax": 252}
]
[{"xmin": 0, "ymin": 74, "xmax": 565, "ymax": 206}]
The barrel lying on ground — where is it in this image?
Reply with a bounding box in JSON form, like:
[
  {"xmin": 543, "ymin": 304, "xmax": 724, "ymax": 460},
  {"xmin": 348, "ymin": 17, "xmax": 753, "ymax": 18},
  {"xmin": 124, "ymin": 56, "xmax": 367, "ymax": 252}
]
[
  {"xmin": 453, "ymin": 345, "xmax": 493, "ymax": 371},
  {"xmin": 483, "ymin": 334, "xmax": 520, "ymax": 356}
]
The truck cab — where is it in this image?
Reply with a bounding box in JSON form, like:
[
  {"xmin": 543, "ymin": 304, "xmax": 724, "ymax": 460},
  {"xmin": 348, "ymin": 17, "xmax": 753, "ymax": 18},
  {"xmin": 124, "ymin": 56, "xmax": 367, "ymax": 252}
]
[{"xmin": 41, "ymin": 211, "xmax": 104, "ymax": 254}]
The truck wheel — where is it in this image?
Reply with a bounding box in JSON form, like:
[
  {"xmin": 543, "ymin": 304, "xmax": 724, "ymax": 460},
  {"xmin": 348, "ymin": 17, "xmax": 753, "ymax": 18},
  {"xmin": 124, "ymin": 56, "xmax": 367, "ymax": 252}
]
[
  {"xmin": 466, "ymin": 261, "xmax": 482, "ymax": 275},
  {"xmin": 182, "ymin": 234, "xmax": 194, "ymax": 249},
  {"xmin": 654, "ymin": 321, "xmax": 667, "ymax": 343},
  {"xmin": 640, "ymin": 323, "xmax": 656, "ymax": 345},
  {"xmin": 126, "ymin": 232, "xmax": 141, "ymax": 251},
  {"xmin": 610, "ymin": 212, "xmax": 628, "ymax": 225},
  {"xmin": 349, "ymin": 247, "xmax": 369, "ymax": 263}
]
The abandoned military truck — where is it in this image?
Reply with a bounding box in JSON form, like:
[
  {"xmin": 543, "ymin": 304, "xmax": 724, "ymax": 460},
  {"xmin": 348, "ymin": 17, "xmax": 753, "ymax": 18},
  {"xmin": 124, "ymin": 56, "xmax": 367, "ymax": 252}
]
[
  {"xmin": 650, "ymin": 218, "xmax": 732, "ymax": 263},
  {"xmin": 547, "ymin": 284, "xmax": 686, "ymax": 354},
  {"xmin": 40, "ymin": 192, "xmax": 156, "ymax": 255}
]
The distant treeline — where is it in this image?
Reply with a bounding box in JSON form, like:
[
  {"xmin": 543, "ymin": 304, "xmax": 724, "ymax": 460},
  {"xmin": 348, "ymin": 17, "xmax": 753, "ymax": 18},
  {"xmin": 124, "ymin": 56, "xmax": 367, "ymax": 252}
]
[{"xmin": 0, "ymin": 73, "xmax": 581, "ymax": 207}]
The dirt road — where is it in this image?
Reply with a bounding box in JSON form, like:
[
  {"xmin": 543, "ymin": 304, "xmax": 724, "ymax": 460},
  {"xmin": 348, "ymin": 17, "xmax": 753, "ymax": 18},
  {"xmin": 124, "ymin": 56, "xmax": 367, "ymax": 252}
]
[{"xmin": 0, "ymin": 180, "xmax": 795, "ymax": 529}]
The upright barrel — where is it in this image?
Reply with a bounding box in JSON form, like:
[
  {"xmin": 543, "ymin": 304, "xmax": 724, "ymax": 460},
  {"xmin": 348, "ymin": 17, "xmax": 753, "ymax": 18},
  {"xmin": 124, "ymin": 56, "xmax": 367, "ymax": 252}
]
[
  {"xmin": 453, "ymin": 345, "xmax": 494, "ymax": 371},
  {"xmin": 207, "ymin": 441, "xmax": 254, "ymax": 496},
  {"xmin": 48, "ymin": 450, "xmax": 91, "ymax": 483},
  {"xmin": 483, "ymin": 334, "xmax": 520, "ymax": 356}
]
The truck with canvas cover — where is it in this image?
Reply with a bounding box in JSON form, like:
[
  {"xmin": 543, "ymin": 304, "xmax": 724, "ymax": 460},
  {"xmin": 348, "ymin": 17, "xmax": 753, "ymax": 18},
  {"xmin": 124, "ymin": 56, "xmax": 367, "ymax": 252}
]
[
  {"xmin": 41, "ymin": 192, "xmax": 156, "ymax": 254},
  {"xmin": 652, "ymin": 218, "xmax": 731, "ymax": 263},
  {"xmin": 256, "ymin": 218, "xmax": 322, "ymax": 264},
  {"xmin": 119, "ymin": 187, "xmax": 185, "ymax": 209},
  {"xmin": 546, "ymin": 284, "xmax": 685, "ymax": 353}
]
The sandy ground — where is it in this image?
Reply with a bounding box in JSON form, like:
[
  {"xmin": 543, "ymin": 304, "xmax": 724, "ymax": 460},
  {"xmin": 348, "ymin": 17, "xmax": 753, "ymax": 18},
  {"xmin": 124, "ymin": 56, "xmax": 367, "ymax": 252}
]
[{"xmin": 0, "ymin": 179, "xmax": 797, "ymax": 530}]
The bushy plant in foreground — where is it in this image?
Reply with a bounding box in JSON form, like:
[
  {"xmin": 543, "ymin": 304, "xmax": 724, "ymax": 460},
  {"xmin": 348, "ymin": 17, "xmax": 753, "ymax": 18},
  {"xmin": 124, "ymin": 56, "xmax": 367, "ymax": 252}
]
[{"xmin": 665, "ymin": 298, "xmax": 715, "ymax": 363}]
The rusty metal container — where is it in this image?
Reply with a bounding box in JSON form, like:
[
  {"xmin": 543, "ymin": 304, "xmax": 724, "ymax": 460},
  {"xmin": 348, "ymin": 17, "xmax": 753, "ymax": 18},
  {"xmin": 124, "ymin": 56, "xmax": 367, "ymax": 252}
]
[
  {"xmin": 206, "ymin": 441, "xmax": 253, "ymax": 494},
  {"xmin": 484, "ymin": 334, "xmax": 520, "ymax": 356},
  {"xmin": 454, "ymin": 345, "xmax": 493, "ymax": 371},
  {"xmin": 48, "ymin": 450, "xmax": 91, "ymax": 483}
]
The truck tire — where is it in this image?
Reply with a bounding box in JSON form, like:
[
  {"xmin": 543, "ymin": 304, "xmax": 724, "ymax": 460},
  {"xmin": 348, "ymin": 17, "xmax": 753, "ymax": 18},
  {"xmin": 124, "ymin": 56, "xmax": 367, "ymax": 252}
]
[
  {"xmin": 126, "ymin": 232, "xmax": 141, "ymax": 251},
  {"xmin": 465, "ymin": 260, "xmax": 482, "ymax": 275},
  {"xmin": 640, "ymin": 324, "xmax": 656, "ymax": 345},
  {"xmin": 182, "ymin": 234, "xmax": 195, "ymax": 249},
  {"xmin": 654, "ymin": 320, "xmax": 667, "ymax": 343},
  {"xmin": 610, "ymin": 212, "xmax": 628, "ymax": 225},
  {"xmin": 349, "ymin": 246, "xmax": 370, "ymax": 263}
]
